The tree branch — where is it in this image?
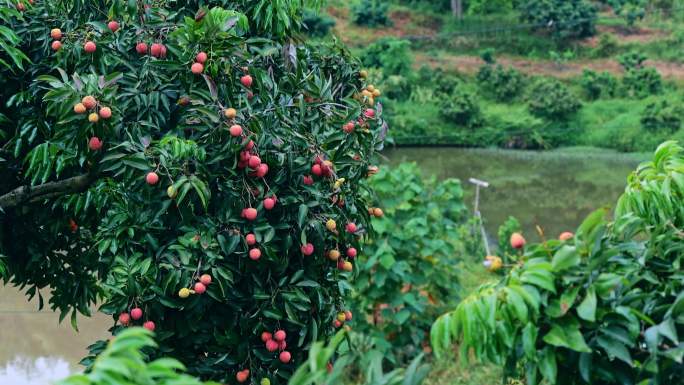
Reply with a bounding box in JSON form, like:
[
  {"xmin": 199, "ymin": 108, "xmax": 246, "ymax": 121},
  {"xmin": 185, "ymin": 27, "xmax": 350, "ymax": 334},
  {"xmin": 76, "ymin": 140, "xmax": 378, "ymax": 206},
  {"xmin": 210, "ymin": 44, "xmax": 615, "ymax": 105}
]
[{"xmin": 0, "ymin": 174, "xmax": 96, "ymax": 210}]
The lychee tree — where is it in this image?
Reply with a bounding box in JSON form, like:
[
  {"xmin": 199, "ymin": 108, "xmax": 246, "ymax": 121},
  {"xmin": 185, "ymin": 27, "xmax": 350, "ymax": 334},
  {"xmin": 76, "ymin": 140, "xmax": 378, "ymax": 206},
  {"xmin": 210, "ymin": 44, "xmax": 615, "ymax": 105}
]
[
  {"xmin": 0, "ymin": 1, "xmax": 385, "ymax": 383},
  {"xmin": 431, "ymin": 142, "xmax": 684, "ymax": 385}
]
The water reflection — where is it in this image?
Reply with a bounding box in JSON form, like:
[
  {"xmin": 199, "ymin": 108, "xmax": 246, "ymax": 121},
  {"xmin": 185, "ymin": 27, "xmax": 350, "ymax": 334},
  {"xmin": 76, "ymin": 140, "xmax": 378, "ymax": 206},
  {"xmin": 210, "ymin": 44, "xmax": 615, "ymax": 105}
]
[
  {"xmin": 0, "ymin": 356, "xmax": 71, "ymax": 385},
  {"xmin": 0, "ymin": 285, "xmax": 110, "ymax": 384},
  {"xmin": 384, "ymin": 147, "xmax": 644, "ymax": 242}
]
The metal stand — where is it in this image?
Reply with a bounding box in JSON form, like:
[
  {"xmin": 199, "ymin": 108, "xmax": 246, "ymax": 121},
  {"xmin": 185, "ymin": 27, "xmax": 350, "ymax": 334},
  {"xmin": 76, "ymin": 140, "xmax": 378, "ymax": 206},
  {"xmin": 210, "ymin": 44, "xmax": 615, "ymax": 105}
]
[{"xmin": 469, "ymin": 178, "xmax": 490, "ymax": 256}]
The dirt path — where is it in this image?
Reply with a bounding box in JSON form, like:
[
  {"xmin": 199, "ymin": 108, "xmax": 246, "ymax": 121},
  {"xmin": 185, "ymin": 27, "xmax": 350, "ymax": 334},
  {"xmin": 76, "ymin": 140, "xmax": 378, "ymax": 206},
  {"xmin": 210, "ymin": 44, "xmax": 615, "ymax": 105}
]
[
  {"xmin": 328, "ymin": 6, "xmax": 684, "ymax": 80},
  {"xmin": 413, "ymin": 53, "xmax": 684, "ymax": 80}
]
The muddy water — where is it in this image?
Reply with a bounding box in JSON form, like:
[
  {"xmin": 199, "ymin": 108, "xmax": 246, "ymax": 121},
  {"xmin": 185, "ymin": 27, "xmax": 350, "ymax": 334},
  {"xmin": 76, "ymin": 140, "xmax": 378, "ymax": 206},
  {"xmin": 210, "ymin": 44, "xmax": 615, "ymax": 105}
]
[
  {"xmin": 383, "ymin": 147, "xmax": 644, "ymax": 242},
  {"xmin": 0, "ymin": 285, "xmax": 110, "ymax": 384}
]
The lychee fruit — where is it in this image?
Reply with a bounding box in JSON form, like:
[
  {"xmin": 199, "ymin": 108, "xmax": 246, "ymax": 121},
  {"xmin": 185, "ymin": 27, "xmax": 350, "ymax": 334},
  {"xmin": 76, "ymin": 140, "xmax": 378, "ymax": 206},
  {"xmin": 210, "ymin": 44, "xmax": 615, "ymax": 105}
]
[
  {"xmin": 143, "ymin": 321, "xmax": 155, "ymax": 331},
  {"xmin": 130, "ymin": 308, "xmax": 143, "ymax": 320},
  {"xmin": 118, "ymin": 312, "xmax": 131, "ymax": 326},
  {"xmin": 249, "ymin": 248, "xmax": 261, "ymax": 261},
  {"xmin": 50, "ymin": 28, "xmax": 62, "ymax": 40},
  {"xmin": 300, "ymin": 243, "xmax": 314, "ymax": 256},
  {"xmin": 229, "ymin": 124, "xmax": 243, "ymax": 137},
  {"xmin": 88, "ymin": 137, "xmax": 102, "ymax": 151},
  {"xmin": 99, "ymin": 107, "xmax": 112, "ymax": 119},
  {"xmin": 265, "ymin": 339, "xmax": 279, "ymax": 352},
  {"xmin": 559, "ymin": 232, "xmax": 574, "ymax": 241},
  {"xmin": 191, "ymin": 62, "xmax": 204, "ymax": 74},
  {"xmin": 136, "ymin": 42, "xmax": 148, "ymax": 55},
  {"xmin": 107, "ymin": 21, "xmax": 119, "ymax": 32},
  {"xmin": 274, "ymin": 330, "xmax": 286, "ymax": 341},
  {"xmin": 241, "ymin": 74, "xmax": 253, "ymax": 88},
  {"xmin": 194, "ymin": 282, "xmax": 206, "ymax": 294},
  {"xmin": 510, "ymin": 233, "xmax": 526, "ymax": 249},
  {"xmin": 82, "ymin": 96, "xmax": 97, "ymax": 109},
  {"xmin": 279, "ymin": 351, "xmax": 291, "ymax": 363},
  {"xmin": 145, "ymin": 172, "xmax": 159, "ymax": 185},
  {"xmin": 83, "ymin": 41, "xmax": 96, "ymax": 53},
  {"xmin": 244, "ymin": 208, "xmax": 258, "ymax": 221},
  {"xmin": 196, "ymin": 51, "xmax": 208, "ymax": 64}
]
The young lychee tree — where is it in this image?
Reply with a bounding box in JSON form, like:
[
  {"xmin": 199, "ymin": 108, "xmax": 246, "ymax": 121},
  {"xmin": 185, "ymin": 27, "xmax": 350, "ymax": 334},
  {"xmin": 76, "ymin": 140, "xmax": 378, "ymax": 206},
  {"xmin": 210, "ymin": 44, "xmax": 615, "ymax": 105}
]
[
  {"xmin": 0, "ymin": 1, "xmax": 385, "ymax": 383},
  {"xmin": 431, "ymin": 142, "xmax": 684, "ymax": 385}
]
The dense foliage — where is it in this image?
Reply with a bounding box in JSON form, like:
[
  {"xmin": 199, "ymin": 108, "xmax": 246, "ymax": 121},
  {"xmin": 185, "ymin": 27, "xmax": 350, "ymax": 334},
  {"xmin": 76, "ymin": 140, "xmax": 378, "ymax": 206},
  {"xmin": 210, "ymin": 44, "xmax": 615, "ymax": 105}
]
[
  {"xmin": 290, "ymin": 331, "xmax": 430, "ymax": 385},
  {"xmin": 351, "ymin": 0, "xmax": 391, "ymax": 28},
  {"xmin": 640, "ymin": 100, "xmax": 683, "ymax": 133},
  {"xmin": 302, "ymin": 9, "xmax": 336, "ymax": 37},
  {"xmin": 0, "ymin": 0, "xmax": 386, "ymax": 383},
  {"xmin": 602, "ymin": 0, "xmax": 646, "ymax": 25},
  {"xmin": 439, "ymin": 88, "xmax": 483, "ymax": 128},
  {"xmin": 518, "ymin": 0, "xmax": 597, "ymax": 40},
  {"xmin": 351, "ymin": 164, "xmax": 466, "ymax": 363},
  {"xmin": 476, "ymin": 63, "xmax": 525, "ymax": 102},
  {"xmin": 432, "ymin": 141, "xmax": 684, "ymax": 385},
  {"xmin": 361, "ymin": 37, "xmax": 412, "ymax": 77},
  {"xmin": 579, "ymin": 70, "xmax": 617, "ymax": 100},
  {"xmin": 623, "ymin": 67, "xmax": 663, "ymax": 98},
  {"xmin": 527, "ymin": 78, "xmax": 581, "ymax": 120}
]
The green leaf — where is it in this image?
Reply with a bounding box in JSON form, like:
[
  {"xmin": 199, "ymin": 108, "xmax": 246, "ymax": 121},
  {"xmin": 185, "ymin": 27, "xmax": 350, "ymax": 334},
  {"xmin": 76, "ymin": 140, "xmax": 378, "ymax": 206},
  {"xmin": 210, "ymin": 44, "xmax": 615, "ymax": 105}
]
[
  {"xmin": 577, "ymin": 286, "xmax": 597, "ymax": 322},
  {"xmin": 521, "ymin": 269, "xmax": 556, "ymax": 293},
  {"xmin": 297, "ymin": 204, "xmax": 308, "ymax": 227},
  {"xmin": 522, "ymin": 323, "xmax": 538, "ymax": 360},
  {"xmin": 543, "ymin": 318, "xmax": 591, "ymax": 353},
  {"xmin": 551, "ymin": 245, "xmax": 580, "ymax": 272},
  {"xmin": 538, "ymin": 347, "xmax": 558, "ymax": 384},
  {"xmin": 597, "ymin": 335, "xmax": 632, "ymax": 366}
]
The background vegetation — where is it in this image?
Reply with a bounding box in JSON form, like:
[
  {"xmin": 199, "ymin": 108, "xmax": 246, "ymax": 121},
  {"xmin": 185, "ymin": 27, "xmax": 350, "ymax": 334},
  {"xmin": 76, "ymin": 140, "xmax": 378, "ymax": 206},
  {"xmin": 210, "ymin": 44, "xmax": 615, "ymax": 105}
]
[{"xmin": 302, "ymin": 0, "xmax": 684, "ymax": 151}]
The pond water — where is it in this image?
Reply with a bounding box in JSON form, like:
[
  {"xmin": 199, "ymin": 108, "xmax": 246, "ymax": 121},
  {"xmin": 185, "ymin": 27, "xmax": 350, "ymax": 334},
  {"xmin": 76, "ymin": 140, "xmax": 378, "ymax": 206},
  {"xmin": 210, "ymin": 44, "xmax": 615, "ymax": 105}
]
[
  {"xmin": 0, "ymin": 147, "xmax": 645, "ymax": 384},
  {"xmin": 0, "ymin": 285, "xmax": 110, "ymax": 384},
  {"xmin": 383, "ymin": 147, "xmax": 645, "ymax": 243}
]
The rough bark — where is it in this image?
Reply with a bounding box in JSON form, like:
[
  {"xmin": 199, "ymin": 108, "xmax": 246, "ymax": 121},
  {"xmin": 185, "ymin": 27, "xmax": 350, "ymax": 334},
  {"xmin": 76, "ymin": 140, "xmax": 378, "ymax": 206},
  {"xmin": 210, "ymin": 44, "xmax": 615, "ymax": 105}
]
[
  {"xmin": 0, "ymin": 173, "xmax": 95, "ymax": 209},
  {"xmin": 451, "ymin": 0, "xmax": 463, "ymax": 19}
]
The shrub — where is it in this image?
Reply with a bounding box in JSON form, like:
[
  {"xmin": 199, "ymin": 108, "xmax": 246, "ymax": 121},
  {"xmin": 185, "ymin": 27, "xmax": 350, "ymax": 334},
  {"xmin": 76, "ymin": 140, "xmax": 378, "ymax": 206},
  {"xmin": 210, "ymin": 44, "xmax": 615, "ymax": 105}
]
[
  {"xmin": 580, "ymin": 70, "xmax": 618, "ymax": 100},
  {"xmin": 352, "ymin": 163, "xmax": 466, "ymax": 363},
  {"xmin": 640, "ymin": 100, "xmax": 683, "ymax": 132},
  {"xmin": 434, "ymin": 72, "xmax": 462, "ymax": 96},
  {"xmin": 480, "ymin": 48, "xmax": 497, "ymax": 65},
  {"xmin": 0, "ymin": 1, "xmax": 384, "ymax": 383},
  {"xmin": 518, "ymin": 0, "xmax": 597, "ymax": 40},
  {"xmin": 361, "ymin": 37, "xmax": 413, "ymax": 76},
  {"xmin": 302, "ymin": 10, "xmax": 336, "ymax": 37},
  {"xmin": 477, "ymin": 64, "xmax": 525, "ymax": 102},
  {"xmin": 605, "ymin": 0, "xmax": 646, "ymax": 25},
  {"xmin": 383, "ymin": 75, "xmax": 413, "ymax": 100},
  {"xmin": 351, "ymin": 0, "xmax": 392, "ymax": 27},
  {"xmin": 439, "ymin": 89, "xmax": 483, "ymax": 127},
  {"xmin": 592, "ymin": 33, "xmax": 619, "ymax": 57},
  {"xmin": 618, "ymin": 52, "xmax": 647, "ymax": 70},
  {"xmin": 623, "ymin": 67, "xmax": 663, "ymax": 98},
  {"xmin": 527, "ymin": 78, "xmax": 582, "ymax": 120},
  {"xmin": 432, "ymin": 141, "xmax": 684, "ymax": 385},
  {"xmin": 289, "ymin": 331, "xmax": 430, "ymax": 385}
]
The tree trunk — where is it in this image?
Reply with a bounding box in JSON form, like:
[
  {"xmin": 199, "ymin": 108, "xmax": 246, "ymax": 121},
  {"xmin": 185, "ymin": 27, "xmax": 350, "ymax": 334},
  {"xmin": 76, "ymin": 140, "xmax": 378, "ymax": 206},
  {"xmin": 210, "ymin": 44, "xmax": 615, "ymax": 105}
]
[
  {"xmin": 0, "ymin": 173, "xmax": 95, "ymax": 209},
  {"xmin": 451, "ymin": 0, "xmax": 463, "ymax": 19}
]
